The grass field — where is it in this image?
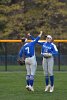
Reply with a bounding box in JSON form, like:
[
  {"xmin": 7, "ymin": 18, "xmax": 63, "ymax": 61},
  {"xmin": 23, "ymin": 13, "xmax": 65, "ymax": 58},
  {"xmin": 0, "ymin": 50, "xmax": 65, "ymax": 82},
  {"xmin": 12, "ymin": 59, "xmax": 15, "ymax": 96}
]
[
  {"xmin": 0, "ymin": 71, "xmax": 67, "ymax": 100},
  {"xmin": 0, "ymin": 65, "xmax": 67, "ymax": 71}
]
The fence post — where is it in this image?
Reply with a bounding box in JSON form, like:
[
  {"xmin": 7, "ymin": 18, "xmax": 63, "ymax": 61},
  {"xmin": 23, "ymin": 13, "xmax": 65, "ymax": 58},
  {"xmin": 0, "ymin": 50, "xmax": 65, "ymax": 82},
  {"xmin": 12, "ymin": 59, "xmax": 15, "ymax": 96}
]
[
  {"xmin": 4, "ymin": 43, "xmax": 7, "ymax": 71},
  {"xmin": 58, "ymin": 42, "xmax": 61, "ymax": 71}
]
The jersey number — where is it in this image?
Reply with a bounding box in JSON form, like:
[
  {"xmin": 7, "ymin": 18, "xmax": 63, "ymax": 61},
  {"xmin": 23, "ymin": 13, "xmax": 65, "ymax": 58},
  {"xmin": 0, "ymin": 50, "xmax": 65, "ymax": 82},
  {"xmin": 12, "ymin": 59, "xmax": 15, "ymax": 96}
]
[{"xmin": 25, "ymin": 47, "xmax": 30, "ymax": 54}]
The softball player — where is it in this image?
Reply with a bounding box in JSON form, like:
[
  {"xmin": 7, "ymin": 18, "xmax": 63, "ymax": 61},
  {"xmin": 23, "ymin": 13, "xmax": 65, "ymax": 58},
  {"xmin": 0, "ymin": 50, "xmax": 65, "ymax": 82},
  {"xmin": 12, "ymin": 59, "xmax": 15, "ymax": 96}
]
[
  {"xmin": 39, "ymin": 35, "xmax": 58, "ymax": 92},
  {"xmin": 18, "ymin": 32, "xmax": 42, "ymax": 92},
  {"xmin": 29, "ymin": 34, "xmax": 58, "ymax": 92}
]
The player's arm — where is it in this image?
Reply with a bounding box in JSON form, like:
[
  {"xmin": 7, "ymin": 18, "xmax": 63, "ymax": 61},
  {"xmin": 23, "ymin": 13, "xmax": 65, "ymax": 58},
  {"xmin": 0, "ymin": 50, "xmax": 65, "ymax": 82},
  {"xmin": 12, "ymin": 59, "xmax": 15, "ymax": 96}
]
[
  {"xmin": 28, "ymin": 31, "xmax": 43, "ymax": 45},
  {"xmin": 37, "ymin": 41, "xmax": 44, "ymax": 45},
  {"xmin": 17, "ymin": 46, "xmax": 25, "ymax": 65},
  {"xmin": 33, "ymin": 31, "xmax": 43, "ymax": 44},
  {"xmin": 52, "ymin": 44, "xmax": 58, "ymax": 56},
  {"xmin": 37, "ymin": 31, "xmax": 45, "ymax": 45},
  {"xmin": 18, "ymin": 46, "xmax": 23, "ymax": 58},
  {"xmin": 28, "ymin": 33, "xmax": 35, "ymax": 40},
  {"xmin": 28, "ymin": 31, "xmax": 43, "ymax": 44},
  {"xmin": 28, "ymin": 33, "xmax": 43, "ymax": 45}
]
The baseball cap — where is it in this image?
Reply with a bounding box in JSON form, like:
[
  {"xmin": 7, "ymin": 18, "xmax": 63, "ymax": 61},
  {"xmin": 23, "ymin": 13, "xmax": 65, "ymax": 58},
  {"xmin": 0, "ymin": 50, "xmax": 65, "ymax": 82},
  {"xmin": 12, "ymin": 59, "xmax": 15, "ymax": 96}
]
[
  {"xmin": 46, "ymin": 35, "xmax": 52, "ymax": 39},
  {"xmin": 21, "ymin": 37, "xmax": 27, "ymax": 42}
]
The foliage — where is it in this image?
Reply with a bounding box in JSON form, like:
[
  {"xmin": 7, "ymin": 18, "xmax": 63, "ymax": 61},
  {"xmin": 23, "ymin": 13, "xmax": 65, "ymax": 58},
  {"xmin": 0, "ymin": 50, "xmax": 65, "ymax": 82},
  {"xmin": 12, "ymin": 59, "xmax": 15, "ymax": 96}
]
[
  {"xmin": 24, "ymin": 0, "xmax": 67, "ymax": 39},
  {"xmin": 0, "ymin": 0, "xmax": 11, "ymax": 4},
  {"xmin": 0, "ymin": 0, "xmax": 67, "ymax": 39},
  {"xmin": 0, "ymin": 0, "xmax": 24, "ymax": 39}
]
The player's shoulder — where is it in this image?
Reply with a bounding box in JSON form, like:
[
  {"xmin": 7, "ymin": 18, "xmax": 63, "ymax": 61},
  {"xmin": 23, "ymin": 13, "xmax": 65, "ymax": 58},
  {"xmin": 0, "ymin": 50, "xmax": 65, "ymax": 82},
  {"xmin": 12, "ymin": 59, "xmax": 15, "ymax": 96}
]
[
  {"xmin": 42, "ymin": 42, "xmax": 46, "ymax": 46},
  {"xmin": 24, "ymin": 43, "xmax": 28, "ymax": 46},
  {"xmin": 51, "ymin": 42, "xmax": 58, "ymax": 50},
  {"xmin": 31, "ymin": 39, "xmax": 37, "ymax": 43},
  {"xmin": 24, "ymin": 42, "xmax": 33, "ymax": 46},
  {"xmin": 43, "ymin": 42, "xmax": 47, "ymax": 44},
  {"xmin": 30, "ymin": 40, "xmax": 35, "ymax": 45},
  {"xmin": 51, "ymin": 42, "xmax": 56, "ymax": 46}
]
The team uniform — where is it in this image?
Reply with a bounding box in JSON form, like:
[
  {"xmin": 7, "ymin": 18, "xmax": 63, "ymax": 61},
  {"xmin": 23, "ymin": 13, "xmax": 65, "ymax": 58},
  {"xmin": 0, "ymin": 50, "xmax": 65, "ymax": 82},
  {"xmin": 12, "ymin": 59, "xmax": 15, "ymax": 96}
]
[
  {"xmin": 30, "ymin": 34, "xmax": 58, "ymax": 92},
  {"xmin": 39, "ymin": 37, "xmax": 58, "ymax": 92},
  {"xmin": 18, "ymin": 34, "xmax": 42, "ymax": 91}
]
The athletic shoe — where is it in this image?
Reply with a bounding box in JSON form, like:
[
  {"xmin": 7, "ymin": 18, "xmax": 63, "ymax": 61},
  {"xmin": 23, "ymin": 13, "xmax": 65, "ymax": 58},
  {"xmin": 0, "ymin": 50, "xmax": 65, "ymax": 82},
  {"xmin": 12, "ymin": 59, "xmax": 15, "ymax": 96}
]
[
  {"xmin": 26, "ymin": 85, "xmax": 30, "ymax": 91},
  {"xmin": 45, "ymin": 84, "xmax": 50, "ymax": 92},
  {"xmin": 29, "ymin": 85, "xmax": 34, "ymax": 92},
  {"xmin": 49, "ymin": 86, "xmax": 54, "ymax": 92}
]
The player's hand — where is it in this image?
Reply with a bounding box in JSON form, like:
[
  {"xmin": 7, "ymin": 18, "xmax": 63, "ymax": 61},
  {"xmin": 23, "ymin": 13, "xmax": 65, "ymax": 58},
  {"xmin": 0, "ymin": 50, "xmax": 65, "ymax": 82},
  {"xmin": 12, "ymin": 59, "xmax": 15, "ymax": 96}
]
[
  {"xmin": 27, "ymin": 33, "xmax": 31, "ymax": 37},
  {"xmin": 40, "ymin": 31, "xmax": 43, "ymax": 34},
  {"xmin": 39, "ymin": 31, "xmax": 43, "ymax": 37}
]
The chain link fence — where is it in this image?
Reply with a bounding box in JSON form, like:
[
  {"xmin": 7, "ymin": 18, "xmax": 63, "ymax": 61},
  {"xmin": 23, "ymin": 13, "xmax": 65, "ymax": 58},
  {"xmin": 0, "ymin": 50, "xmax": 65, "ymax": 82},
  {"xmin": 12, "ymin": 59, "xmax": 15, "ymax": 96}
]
[{"xmin": 0, "ymin": 42, "xmax": 67, "ymax": 71}]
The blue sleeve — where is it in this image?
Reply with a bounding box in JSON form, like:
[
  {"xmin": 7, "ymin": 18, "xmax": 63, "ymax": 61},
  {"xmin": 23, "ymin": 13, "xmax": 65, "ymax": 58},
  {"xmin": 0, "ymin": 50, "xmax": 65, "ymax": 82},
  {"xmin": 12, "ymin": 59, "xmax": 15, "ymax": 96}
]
[
  {"xmin": 52, "ymin": 45, "xmax": 58, "ymax": 56},
  {"xmin": 37, "ymin": 42, "xmax": 44, "ymax": 45},
  {"xmin": 29, "ymin": 34, "xmax": 45, "ymax": 47},
  {"xmin": 30, "ymin": 35, "xmax": 43, "ymax": 45},
  {"xmin": 33, "ymin": 36, "xmax": 41, "ymax": 44},
  {"xmin": 30, "ymin": 35, "xmax": 35, "ymax": 40},
  {"xmin": 18, "ymin": 46, "xmax": 23, "ymax": 58},
  {"xmin": 52, "ymin": 50, "xmax": 58, "ymax": 56}
]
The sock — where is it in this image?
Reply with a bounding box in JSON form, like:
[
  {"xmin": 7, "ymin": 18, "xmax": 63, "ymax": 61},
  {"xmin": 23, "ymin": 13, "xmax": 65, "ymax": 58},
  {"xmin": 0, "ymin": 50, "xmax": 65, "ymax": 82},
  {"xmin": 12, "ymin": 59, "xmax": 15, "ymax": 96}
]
[
  {"xmin": 50, "ymin": 75, "xmax": 54, "ymax": 86},
  {"xmin": 45, "ymin": 76, "xmax": 49, "ymax": 86},
  {"xmin": 26, "ymin": 75, "xmax": 30, "ymax": 86},
  {"xmin": 30, "ymin": 75, "xmax": 34, "ymax": 86}
]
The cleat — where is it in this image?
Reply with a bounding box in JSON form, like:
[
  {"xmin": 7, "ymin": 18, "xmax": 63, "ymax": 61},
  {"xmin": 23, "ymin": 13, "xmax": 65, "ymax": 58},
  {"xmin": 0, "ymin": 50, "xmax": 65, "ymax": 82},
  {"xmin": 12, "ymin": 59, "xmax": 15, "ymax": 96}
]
[
  {"xmin": 26, "ymin": 85, "xmax": 30, "ymax": 91},
  {"xmin": 49, "ymin": 86, "xmax": 54, "ymax": 92},
  {"xmin": 29, "ymin": 85, "xmax": 34, "ymax": 92},
  {"xmin": 45, "ymin": 84, "xmax": 50, "ymax": 92}
]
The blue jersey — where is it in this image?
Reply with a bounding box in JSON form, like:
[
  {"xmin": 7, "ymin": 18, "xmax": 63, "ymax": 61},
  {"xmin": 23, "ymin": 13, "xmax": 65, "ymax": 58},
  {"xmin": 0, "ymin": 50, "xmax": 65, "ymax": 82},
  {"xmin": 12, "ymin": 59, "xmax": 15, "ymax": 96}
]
[
  {"xmin": 19, "ymin": 36, "xmax": 40, "ymax": 58},
  {"xmin": 29, "ymin": 35, "xmax": 58, "ymax": 56},
  {"xmin": 41, "ymin": 42, "xmax": 58, "ymax": 56}
]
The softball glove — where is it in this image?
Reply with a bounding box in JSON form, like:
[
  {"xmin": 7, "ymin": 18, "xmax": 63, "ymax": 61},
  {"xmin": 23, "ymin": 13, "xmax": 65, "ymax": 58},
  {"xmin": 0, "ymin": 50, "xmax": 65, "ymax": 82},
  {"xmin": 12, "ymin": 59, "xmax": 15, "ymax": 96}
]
[
  {"xmin": 43, "ymin": 53, "xmax": 52, "ymax": 58},
  {"xmin": 17, "ymin": 57, "xmax": 25, "ymax": 65}
]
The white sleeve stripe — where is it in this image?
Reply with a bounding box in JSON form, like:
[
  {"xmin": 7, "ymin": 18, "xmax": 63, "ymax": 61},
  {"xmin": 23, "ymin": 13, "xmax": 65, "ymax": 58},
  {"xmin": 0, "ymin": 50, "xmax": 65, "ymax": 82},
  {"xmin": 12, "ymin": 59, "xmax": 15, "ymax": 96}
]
[
  {"xmin": 52, "ymin": 43, "xmax": 58, "ymax": 51},
  {"xmin": 54, "ymin": 45, "xmax": 58, "ymax": 51}
]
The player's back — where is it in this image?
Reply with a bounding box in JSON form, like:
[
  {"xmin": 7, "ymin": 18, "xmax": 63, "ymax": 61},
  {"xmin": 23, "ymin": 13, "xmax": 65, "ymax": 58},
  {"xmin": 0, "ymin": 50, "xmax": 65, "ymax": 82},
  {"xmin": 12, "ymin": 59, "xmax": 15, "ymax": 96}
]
[{"xmin": 23, "ymin": 41, "xmax": 35, "ymax": 57}]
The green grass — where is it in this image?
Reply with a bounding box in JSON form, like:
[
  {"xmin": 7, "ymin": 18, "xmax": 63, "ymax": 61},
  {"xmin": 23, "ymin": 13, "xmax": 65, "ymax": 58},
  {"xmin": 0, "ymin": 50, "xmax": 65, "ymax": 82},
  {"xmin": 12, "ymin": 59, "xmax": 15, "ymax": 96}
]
[
  {"xmin": 0, "ymin": 65, "xmax": 67, "ymax": 71},
  {"xmin": 0, "ymin": 71, "xmax": 67, "ymax": 100}
]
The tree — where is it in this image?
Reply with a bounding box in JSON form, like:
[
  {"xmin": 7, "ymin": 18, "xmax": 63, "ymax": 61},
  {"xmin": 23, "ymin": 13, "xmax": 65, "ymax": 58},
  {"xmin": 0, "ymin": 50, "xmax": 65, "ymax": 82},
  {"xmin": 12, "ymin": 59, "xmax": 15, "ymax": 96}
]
[
  {"xmin": 0, "ymin": 0, "xmax": 67, "ymax": 39},
  {"xmin": 11, "ymin": 0, "xmax": 23, "ymax": 4},
  {"xmin": 24, "ymin": 0, "xmax": 67, "ymax": 39}
]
